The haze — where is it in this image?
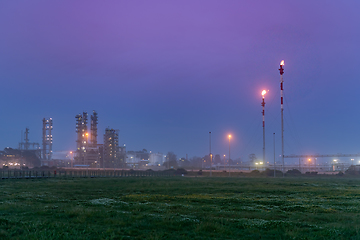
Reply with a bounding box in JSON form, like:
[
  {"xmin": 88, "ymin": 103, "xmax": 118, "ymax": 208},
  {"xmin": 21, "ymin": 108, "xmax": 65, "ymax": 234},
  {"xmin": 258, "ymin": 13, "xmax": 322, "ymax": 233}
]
[{"xmin": 1, "ymin": 1, "xmax": 359, "ymax": 163}]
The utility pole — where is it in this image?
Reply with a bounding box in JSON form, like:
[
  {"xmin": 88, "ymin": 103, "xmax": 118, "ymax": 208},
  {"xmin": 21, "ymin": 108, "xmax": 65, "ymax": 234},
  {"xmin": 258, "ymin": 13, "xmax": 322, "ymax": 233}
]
[
  {"xmin": 209, "ymin": 132, "xmax": 212, "ymax": 177},
  {"xmin": 228, "ymin": 135, "xmax": 231, "ymax": 177},
  {"xmin": 273, "ymin": 133, "xmax": 276, "ymax": 177}
]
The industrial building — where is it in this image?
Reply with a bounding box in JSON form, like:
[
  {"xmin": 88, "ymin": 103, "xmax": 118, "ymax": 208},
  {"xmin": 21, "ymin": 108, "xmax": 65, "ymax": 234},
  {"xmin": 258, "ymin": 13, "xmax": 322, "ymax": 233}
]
[
  {"xmin": 42, "ymin": 118, "xmax": 53, "ymax": 160},
  {"xmin": 0, "ymin": 126, "xmax": 43, "ymax": 168},
  {"xmin": 75, "ymin": 111, "xmax": 100, "ymax": 167},
  {"xmin": 103, "ymin": 128, "xmax": 125, "ymax": 168}
]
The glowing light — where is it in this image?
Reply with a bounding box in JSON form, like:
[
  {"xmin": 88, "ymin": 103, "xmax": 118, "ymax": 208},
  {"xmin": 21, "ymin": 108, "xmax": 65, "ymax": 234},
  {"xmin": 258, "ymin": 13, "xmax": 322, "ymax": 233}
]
[
  {"xmin": 261, "ymin": 90, "xmax": 267, "ymax": 96},
  {"xmin": 228, "ymin": 135, "xmax": 232, "ymax": 139},
  {"xmin": 308, "ymin": 159, "xmax": 311, "ymax": 162},
  {"xmin": 280, "ymin": 60, "xmax": 285, "ymax": 66}
]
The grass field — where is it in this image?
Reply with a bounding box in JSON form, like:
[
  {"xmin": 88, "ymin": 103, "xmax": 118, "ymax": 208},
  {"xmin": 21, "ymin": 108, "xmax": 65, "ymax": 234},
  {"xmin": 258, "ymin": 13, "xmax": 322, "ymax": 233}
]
[{"xmin": 1, "ymin": 176, "xmax": 360, "ymax": 239}]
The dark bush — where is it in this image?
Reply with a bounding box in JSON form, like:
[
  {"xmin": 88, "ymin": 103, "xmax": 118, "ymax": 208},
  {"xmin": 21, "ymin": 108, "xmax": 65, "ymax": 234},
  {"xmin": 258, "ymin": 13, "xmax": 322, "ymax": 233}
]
[
  {"xmin": 197, "ymin": 170, "xmax": 203, "ymax": 175},
  {"xmin": 176, "ymin": 168, "xmax": 188, "ymax": 175},
  {"xmin": 337, "ymin": 171, "xmax": 344, "ymax": 176},
  {"xmin": 250, "ymin": 170, "xmax": 261, "ymax": 175},
  {"xmin": 145, "ymin": 169, "xmax": 153, "ymax": 172},
  {"xmin": 345, "ymin": 165, "xmax": 360, "ymax": 175},
  {"xmin": 286, "ymin": 169, "xmax": 301, "ymax": 175},
  {"xmin": 262, "ymin": 168, "xmax": 283, "ymax": 176}
]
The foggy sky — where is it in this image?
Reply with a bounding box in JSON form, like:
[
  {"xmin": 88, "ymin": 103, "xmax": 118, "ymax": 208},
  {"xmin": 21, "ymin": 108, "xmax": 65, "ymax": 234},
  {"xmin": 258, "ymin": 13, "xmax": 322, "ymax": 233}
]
[{"xmin": 1, "ymin": 1, "xmax": 360, "ymax": 163}]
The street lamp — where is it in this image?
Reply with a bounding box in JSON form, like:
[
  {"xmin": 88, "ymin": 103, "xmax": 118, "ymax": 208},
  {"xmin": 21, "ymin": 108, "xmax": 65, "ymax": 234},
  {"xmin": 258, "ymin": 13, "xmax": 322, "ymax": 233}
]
[
  {"xmin": 70, "ymin": 151, "xmax": 73, "ymax": 168},
  {"xmin": 210, "ymin": 154, "xmax": 213, "ymax": 176},
  {"xmin": 228, "ymin": 134, "xmax": 231, "ymax": 177},
  {"xmin": 308, "ymin": 158, "xmax": 311, "ymax": 172},
  {"xmin": 223, "ymin": 154, "xmax": 226, "ymax": 171}
]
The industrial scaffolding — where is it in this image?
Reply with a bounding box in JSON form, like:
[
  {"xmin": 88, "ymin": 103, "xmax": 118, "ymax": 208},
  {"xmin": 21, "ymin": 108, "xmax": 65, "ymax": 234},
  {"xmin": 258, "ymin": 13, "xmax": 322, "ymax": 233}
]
[
  {"xmin": 42, "ymin": 118, "xmax": 53, "ymax": 160},
  {"xmin": 103, "ymin": 128, "xmax": 121, "ymax": 168},
  {"xmin": 75, "ymin": 111, "xmax": 99, "ymax": 167}
]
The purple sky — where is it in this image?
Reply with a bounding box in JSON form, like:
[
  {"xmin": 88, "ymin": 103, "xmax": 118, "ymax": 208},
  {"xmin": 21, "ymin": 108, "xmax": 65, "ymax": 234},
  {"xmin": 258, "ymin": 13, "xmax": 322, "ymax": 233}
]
[{"xmin": 1, "ymin": 1, "xmax": 360, "ymax": 163}]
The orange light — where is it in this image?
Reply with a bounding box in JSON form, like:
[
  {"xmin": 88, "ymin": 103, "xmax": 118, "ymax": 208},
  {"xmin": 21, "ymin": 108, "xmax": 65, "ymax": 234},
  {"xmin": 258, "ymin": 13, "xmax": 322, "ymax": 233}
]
[
  {"xmin": 228, "ymin": 135, "xmax": 232, "ymax": 139},
  {"xmin": 261, "ymin": 90, "xmax": 267, "ymax": 96},
  {"xmin": 70, "ymin": 151, "xmax": 72, "ymax": 154},
  {"xmin": 85, "ymin": 133, "xmax": 89, "ymax": 137},
  {"xmin": 280, "ymin": 60, "xmax": 285, "ymax": 66},
  {"xmin": 308, "ymin": 159, "xmax": 311, "ymax": 162}
]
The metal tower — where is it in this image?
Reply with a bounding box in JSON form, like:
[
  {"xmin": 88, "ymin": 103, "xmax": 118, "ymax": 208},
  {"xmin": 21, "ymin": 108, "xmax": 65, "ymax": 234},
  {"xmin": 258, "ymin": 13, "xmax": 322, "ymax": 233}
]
[
  {"xmin": 261, "ymin": 90, "xmax": 267, "ymax": 165},
  {"xmin": 90, "ymin": 110, "xmax": 98, "ymax": 147},
  {"xmin": 75, "ymin": 112, "xmax": 88, "ymax": 164},
  {"xmin": 279, "ymin": 60, "xmax": 285, "ymax": 176},
  {"xmin": 42, "ymin": 118, "xmax": 53, "ymax": 160},
  {"xmin": 103, "ymin": 128, "xmax": 119, "ymax": 168}
]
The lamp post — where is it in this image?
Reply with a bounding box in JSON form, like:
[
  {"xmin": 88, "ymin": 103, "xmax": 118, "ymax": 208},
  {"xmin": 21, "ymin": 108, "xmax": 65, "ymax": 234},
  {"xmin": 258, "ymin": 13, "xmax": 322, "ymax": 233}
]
[
  {"xmin": 85, "ymin": 132, "xmax": 89, "ymax": 175},
  {"xmin": 228, "ymin": 134, "xmax": 231, "ymax": 177},
  {"xmin": 333, "ymin": 159, "xmax": 337, "ymax": 171},
  {"xmin": 261, "ymin": 90, "xmax": 267, "ymax": 166},
  {"xmin": 279, "ymin": 60, "xmax": 285, "ymax": 177},
  {"xmin": 308, "ymin": 158, "xmax": 311, "ymax": 172},
  {"xmin": 209, "ymin": 132, "xmax": 212, "ymax": 177},
  {"xmin": 223, "ymin": 154, "xmax": 226, "ymax": 171},
  {"xmin": 273, "ymin": 133, "xmax": 276, "ymax": 177},
  {"xmin": 70, "ymin": 151, "xmax": 73, "ymax": 168}
]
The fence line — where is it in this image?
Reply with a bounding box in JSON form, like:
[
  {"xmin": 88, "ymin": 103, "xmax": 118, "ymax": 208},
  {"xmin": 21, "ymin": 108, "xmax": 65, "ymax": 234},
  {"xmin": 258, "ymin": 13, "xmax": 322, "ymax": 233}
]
[{"xmin": 0, "ymin": 169, "xmax": 172, "ymax": 179}]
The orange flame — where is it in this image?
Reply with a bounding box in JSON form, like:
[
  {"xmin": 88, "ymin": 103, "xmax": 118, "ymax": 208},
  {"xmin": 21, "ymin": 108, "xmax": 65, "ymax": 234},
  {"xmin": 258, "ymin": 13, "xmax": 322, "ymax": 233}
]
[
  {"xmin": 261, "ymin": 90, "xmax": 267, "ymax": 96},
  {"xmin": 280, "ymin": 60, "xmax": 284, "ymax": 66}
]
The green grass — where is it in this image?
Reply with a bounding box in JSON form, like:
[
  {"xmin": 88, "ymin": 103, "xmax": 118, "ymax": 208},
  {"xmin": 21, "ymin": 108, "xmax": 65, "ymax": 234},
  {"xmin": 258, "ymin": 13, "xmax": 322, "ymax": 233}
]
[{"xmin": 1, "ymin": 177, "xmax": 360, "ymax": 239}]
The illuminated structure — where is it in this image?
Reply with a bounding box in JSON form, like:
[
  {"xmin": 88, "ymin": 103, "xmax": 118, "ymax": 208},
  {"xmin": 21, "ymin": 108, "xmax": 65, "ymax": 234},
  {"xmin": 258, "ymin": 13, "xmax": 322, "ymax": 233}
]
[
  {"xmin": 90, "ymin": 111, "xmax": 98, "ymax": 146},
  {"xmin": 75, "ymin": 112, "xmax": 88, "ymax": 165},
  {"xmin": 42, "ymin": 118, "xmax": 53, "ymax": 160},
  {"xmin": 103, "ymin": 128, "xmax": 123, "ymax": 168},
  {"xmin": 261, "ymin": 90, "xmax": 267, "ymax": 165},
  {"xmin": 228, "ymin": 134, "xmax": 231, "ymax": 176},
  {"xmin": 75, "ymin": 111, "xmax": 99, "ymax": 167},
  {"xmin": 279, "ymin": 60, "xmax": 285, "ymax": 176}
]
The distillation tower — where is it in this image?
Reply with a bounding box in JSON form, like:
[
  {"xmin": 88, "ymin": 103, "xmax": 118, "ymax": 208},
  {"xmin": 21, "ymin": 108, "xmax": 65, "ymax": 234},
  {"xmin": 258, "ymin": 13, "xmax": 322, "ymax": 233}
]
[
  {"xmin": 42, "ymin": 118, "xmax": 53, "ymax": 160},
  {"xmin": 75, "ymin": 111, "xmax": 98, "ymax": 166}
]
